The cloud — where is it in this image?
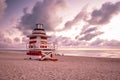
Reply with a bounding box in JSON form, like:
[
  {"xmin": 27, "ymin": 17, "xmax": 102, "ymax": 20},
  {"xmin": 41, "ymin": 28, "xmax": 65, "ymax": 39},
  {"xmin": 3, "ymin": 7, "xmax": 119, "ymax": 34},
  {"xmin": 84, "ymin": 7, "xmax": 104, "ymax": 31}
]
[
  {"xmin": 89, "ymin": 1, "xmax": 120, "ymax": 25},
  {"xmin": 49, "ymin": 36, "xmax": 72, "ymax": 46},
  {"xmin": 0, "ymin": 32, "xmax": 12, "ymax": 48},
  {"xmin": 0, "ymin": 32, "xmax": 27, "ymax": 48},
  {"xmin": 90, "ymin": 39, "xmax": 120, "ymax": 48},
  {"xmin": 75, "ymin": 24, "xmax": 103, "ymax": 41},
  {"xmin": 22, "ymin": 37, "xmax": 28, "ymax": 43},
  {"xmin": 103, "ymin": 40, "xmax": 120, "ymax": 48},
  {"xmin": 17, "ymin": 0, "xmax": 67, "ymax": 35},
  {"xmin": 90, "ymin": 38, "xmax": 104, "ymax": 46},
  {"xmin": 0, "ymin": 0, "xmax": 7, "ymax": 20},
  {"xmin": 51, "ymin": 36, "xmax": 120, "ymax": 48},
  {"xmin": 76, "ymin": 1, "xmax": 120, "ymax": 41},
  {"xmin": 62, "ymin": 5, "xmax": 88, "ymax": 30},
  {"xmin": 49, "ymin": 36, "xmax": 88, "ymax": 47},
  {"xmin": 14, "ymin": 37, "xmax": 20, "ymax": 43},
  {"xmin": 80, "ymin": 27, "xmax": 97, "ymax": 35},
  {"xmin": 78, "ymin": 32, "xmax": 103, "ymax": 41}
]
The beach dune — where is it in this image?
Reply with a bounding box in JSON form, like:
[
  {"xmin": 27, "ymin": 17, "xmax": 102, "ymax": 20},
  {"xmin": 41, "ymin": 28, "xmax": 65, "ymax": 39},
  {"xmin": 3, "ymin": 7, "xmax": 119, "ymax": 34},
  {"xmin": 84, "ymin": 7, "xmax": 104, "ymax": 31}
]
[{"xmin": 0, "ymin": 53, "xmax": 120, "ymax": 80}]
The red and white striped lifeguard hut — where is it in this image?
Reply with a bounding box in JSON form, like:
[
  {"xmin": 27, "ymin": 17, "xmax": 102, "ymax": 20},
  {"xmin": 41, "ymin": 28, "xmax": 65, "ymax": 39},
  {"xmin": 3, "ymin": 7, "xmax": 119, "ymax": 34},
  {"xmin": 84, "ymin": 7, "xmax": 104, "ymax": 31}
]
[{"xmin": 26, "ymin": 24, "xmax": 56, "ymax": 60}]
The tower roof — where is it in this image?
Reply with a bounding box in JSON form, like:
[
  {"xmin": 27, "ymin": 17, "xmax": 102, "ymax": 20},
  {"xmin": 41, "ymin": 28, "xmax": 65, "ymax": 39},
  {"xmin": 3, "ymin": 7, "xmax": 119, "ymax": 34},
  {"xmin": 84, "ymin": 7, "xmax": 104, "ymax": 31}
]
[
  {"xmin": 32, "ymin": 24, "xmax": 46, "ymax": 35},
  {"xmin": 33, "ymin": 24, "xmax": 45, "ymax": 31},
  {"xmin": 27, "ymin": 24, "xmax": 51, "ymax": 38}
]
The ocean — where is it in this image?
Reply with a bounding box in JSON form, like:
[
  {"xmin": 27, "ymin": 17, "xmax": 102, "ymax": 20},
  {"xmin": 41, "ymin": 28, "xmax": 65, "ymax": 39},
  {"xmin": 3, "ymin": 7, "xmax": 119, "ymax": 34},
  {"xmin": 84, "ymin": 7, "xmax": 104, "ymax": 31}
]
[
  {"xmin": 57, "ymin": 50, "xmax": 120, "ymax": 58},
  {"xmin": 0, "ymin": 49, "xmax": 120, "ymax": 58}
]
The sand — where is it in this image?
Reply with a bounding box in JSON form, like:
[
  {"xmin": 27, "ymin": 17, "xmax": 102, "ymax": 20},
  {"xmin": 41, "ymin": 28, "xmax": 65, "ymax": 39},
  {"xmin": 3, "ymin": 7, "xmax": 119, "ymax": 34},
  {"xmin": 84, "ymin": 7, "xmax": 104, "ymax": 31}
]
[{"xmin": 0, "ymin": 53, "xmax": 120, "ymax": 80}]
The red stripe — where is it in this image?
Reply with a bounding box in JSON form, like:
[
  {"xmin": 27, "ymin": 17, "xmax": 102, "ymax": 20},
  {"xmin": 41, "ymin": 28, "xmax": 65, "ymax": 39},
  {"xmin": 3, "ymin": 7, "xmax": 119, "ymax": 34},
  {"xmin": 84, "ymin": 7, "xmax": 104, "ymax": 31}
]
[
  {"xmin": 40, "ymin": 46, "xmax": 47, "ymax": 48},
  {"xmin": 27, "ymin": 51, "xmax": 42, "ymax": 56},
  {"xmin": 32, "ymin": 32, "xmax": 46, "ymax": 35},
  {"xmin": 29, "ymin": 41, "xmax": 36, "ymax": 43},
  {"xmin": 30, "ymin": 36, "xmax": 37, "ymax": 39},
  {"xmin": 41, "ymin": 37, "xmax": 47, "ymax": 39}
]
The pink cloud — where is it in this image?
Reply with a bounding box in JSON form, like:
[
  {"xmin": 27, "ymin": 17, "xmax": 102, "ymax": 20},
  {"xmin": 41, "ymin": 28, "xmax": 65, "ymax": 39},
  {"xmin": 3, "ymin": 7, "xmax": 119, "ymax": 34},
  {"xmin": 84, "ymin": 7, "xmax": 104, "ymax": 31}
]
[
  {"xmin": 91, "ymin": 39, "xmax": 120, "ymax": 48},
  {"xmin": 17, "ymin": 0, "xmax": 68, "ymax": 35},
  {"xmin": 89, "ymin": 1, "xmax": 120, "ymax": 25},
  {"xmin": 0, "ymin": 0, "xmax": 7, "ymax": 20},
  {"xmin": 0, "ymin": 32, "xmax": 12, "ymax": 48},
  {"xmin": 75, "ymin": 1, "xmax": 120, "ymax": 41}
]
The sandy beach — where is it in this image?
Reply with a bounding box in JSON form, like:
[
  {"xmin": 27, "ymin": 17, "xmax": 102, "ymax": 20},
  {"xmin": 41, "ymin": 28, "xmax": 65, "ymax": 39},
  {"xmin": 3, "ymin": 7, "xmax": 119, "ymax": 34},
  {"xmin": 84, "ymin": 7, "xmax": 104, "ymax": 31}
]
[{"xmin": 0, "ymin": 52, "xmax": 120, "ymax": 80}]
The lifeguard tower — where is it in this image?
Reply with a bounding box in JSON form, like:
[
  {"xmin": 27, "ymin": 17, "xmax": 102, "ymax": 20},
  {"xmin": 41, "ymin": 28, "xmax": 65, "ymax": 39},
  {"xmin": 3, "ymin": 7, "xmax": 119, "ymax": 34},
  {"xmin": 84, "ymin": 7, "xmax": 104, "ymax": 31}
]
[{"xmin": 26, "ymin": 24, "xmax": 56, "ymax": 60}]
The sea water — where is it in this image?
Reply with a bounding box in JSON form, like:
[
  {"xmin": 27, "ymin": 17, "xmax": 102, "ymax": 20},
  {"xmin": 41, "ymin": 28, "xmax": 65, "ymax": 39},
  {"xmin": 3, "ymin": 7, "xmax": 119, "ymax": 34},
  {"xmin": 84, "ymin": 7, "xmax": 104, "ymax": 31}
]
[
  {"xmin": 57, "ymin": 50, "xmax": 120, "ymax": 58},
  {"xmin": 0, "ymin": 49, "xmax": 120, "ymax": 58}
]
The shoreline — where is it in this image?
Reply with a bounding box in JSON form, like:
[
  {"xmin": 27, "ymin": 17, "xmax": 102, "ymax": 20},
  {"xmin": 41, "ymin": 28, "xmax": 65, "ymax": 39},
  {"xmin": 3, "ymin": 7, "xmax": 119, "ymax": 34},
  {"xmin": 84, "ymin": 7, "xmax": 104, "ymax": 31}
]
[
  {"xmin": 0, "ymin": 49, "xmax": 120, "ymax": 58},
  {"xmin": 0, "ymin": 51, "xmax": 120, "ymax": 59}
]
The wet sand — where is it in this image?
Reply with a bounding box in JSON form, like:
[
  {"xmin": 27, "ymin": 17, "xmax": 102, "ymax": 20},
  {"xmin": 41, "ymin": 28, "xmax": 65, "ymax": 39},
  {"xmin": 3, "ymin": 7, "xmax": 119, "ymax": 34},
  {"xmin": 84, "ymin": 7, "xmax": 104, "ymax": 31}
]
[{"xmin": 0, "ymin": 52, "xmax": 120, "ymax": 80}]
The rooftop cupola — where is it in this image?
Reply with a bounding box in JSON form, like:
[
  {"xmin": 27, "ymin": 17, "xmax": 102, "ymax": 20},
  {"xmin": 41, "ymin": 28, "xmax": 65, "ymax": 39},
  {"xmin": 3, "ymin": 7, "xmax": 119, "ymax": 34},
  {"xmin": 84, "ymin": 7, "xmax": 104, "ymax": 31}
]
[{"xmin": 32, "ymin": 24, "xmax": 45, "ymax": 34}]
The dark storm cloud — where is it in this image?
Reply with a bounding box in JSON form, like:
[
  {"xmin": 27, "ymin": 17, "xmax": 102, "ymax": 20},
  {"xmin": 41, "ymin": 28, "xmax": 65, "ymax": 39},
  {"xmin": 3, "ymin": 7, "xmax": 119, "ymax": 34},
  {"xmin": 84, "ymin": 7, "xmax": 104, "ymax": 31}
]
[
  {"xmin": 63, "ymin": 5, "xmax": 88, "ymax": 30},
  {"xmin": 17, "ymin": 0, "xmax": 67, "ymax": 35},
  {"xmin": 0, "ymin": 0, "xmax": 7, "ymax": 20},
  {"xmin": 89, "ymin": 1, "xmax": 120, "ymax": 25}
]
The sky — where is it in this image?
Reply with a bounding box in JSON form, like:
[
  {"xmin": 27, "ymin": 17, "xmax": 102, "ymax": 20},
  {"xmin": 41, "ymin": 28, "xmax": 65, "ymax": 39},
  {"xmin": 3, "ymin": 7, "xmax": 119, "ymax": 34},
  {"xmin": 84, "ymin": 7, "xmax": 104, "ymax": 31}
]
[{"xmin": 0, "ymin": 0, "xmax": 120, "ymax": 49}]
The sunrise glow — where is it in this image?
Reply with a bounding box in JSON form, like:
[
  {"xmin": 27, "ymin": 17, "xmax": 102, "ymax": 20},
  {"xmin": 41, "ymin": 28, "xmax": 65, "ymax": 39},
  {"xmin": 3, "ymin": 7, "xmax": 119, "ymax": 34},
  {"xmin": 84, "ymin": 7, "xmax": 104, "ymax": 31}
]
[{"xmin": 0, "ymin": 0, "xmax": 120, "ymax": 49}]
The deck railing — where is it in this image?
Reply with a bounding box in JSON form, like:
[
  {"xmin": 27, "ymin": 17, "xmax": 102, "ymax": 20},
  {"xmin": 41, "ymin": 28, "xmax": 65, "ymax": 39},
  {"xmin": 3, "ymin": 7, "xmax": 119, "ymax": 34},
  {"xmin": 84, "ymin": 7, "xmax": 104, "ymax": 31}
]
[{"xmin": 26, "ymin": 43, "xmax": 56, "ymax": 50}]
